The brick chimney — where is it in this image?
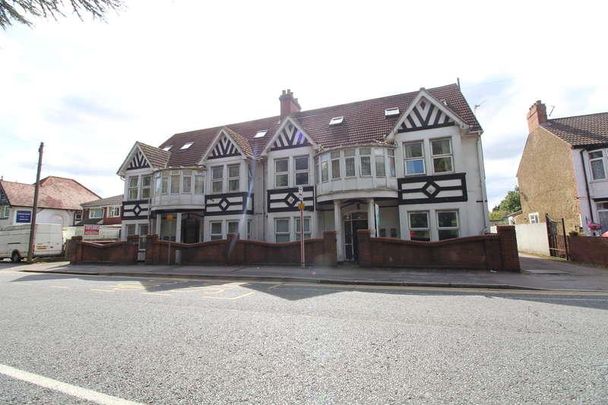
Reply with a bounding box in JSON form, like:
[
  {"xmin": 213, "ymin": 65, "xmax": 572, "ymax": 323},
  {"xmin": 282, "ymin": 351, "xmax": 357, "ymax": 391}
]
[
  {"xmin": 527, "ymin": 100, "xmax": 547, "ymax": 133},
  {"xmin": 279, "ymin": 89, "xmax": 301, "ymax": 119}
]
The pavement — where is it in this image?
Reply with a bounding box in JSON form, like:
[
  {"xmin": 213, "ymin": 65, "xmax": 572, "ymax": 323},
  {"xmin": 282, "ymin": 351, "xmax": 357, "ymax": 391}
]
[{"xmin": 3, "ymin": 253, "xmax": 608, "ymax": 292}]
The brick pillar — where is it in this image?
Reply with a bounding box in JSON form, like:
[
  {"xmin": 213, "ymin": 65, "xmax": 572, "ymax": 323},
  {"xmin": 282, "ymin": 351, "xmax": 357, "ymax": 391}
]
[
  {"xmin": 145, "ymin": 234, "xmax": 159, "ymax": 265},
  {"xmin": 357, "ymin": 229, "xmax": 371, "ymax": 267},
  {"xmin": 69, "ymin": 236, "xmax": 83, "ymax": 264},
  {"xmin": 127, "ymin": 235, "xmax": 139, "ymax": 264},
  {"xmin": 497, "ymin": 226, "xmax": 520, "ymax": 272},
  {"xmin": 322, "ymin": 231, "xmax": 337, "ymax": 266},
  {"xmin": 225, "ymin": 233, "xmax": 241, "ymax": 265}
]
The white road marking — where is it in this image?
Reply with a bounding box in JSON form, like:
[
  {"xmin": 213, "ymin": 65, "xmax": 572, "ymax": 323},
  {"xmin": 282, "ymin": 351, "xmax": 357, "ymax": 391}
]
[{"xmin": 0, "ymin": 363, "xmax": 142, "ymax": 405}]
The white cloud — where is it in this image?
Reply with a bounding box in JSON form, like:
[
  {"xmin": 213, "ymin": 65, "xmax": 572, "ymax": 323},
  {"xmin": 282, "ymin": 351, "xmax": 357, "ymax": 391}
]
[{"xmin": 1, "ymin": 0, "xmax": 607, "ymax": 208}]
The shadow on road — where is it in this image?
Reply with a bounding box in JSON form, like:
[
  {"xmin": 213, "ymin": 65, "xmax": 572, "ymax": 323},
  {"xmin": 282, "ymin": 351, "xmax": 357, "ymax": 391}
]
[{"xmin": 8, "ymin": 271, "xmax": 608, "ymax": 309}]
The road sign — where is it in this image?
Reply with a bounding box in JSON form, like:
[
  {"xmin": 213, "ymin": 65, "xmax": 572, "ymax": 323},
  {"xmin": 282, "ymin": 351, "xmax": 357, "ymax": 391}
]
[
  {"xmin": 298, "ymin": 186, "xmax": 304, "ymax": 201},
  {"xmin": 298, "ymin": 202, "xmax": 305, "ymax": 211}
]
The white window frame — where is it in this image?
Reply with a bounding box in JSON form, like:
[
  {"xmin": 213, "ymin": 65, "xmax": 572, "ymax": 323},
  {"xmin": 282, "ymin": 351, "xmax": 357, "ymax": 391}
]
[
  {"xmin": 404, "ymin": 141, "xmax": 426, "ymax": 176},
  {"xmin": 108, "ymin": 206, "xmax": 120, "ymax": 217},
  {"xmin": 436, "ymin": 210, "xmax": 459, "ymax": 240},
  {"xmin": 210, "ymin": 221, "xmax": 223, "ymax": 240},
  {"xmin": 141, "ymin": 175, "xmax": 151, "ymax": 199},
  {"xmin": 408, "ymin": 211, "xmax": 430, "ymax": 241},
  {"xmin": 0, "ymin": 205, "xmax": 9, "ymax": 219},
  {"xmin": 597, "ymin": 202, "xmax": 608, "ymax": 233},
  {"xmin": 388, "ymin": 148, "xmax": 396, "ymax": 177},
  {"xmin": 128, "ymin": 176, "xmax": 139, "ymax": 200},
  {"xmin": 431, "ymin": 137, "xmax": 454, "ymax": 174},
  {"xmin": 320, "ymin": 154, "xmax": 329, "ymax": 183},
  {"xmin": 170, "ymin": 171, "xmax": 180, "ymax": 194},
  {"xmin": 182, "ymin": 170, "xmax": 192, "ymax": 193},
  {"xmin": 89, "ymin": 208, "xmax": 103, "ymax": 219},
  {"xmin": 295, "ymin": 216, "xmax": 312, "ymax": 240},
  {"xmin": 359, "ymin": 147, "xmax": 372, "ymax": 176},
  {"xmin": 228, "ymin": 164, "xmax": 240, "ymax": 192},
  {"xmin": 275, "ymin": 217, "xmax": 290, "ymax": 242},
  {"xmin": 194, "ymin": 173, "xmax": 204, "ymax": 194},
  {"xmin": 344, "ymin": 149, "xmax": 356, "ymax": 177},
  {"xmin": 275, "ymin": 158, "xmax": 289, "ymax": 188},
  {"xmin": 161, "ymin": 173, "xmax": 169, "ymax": 195},
  {"xmin": 589, "ymin": 150, "xmax": 606, "ymax": 180},
  {"xmin": 529, "ymin": 212, "xmax": 540, "ymax": 224},
  {"xmin": 74, "ymin": 210, "xmax": 82, "ymax": 222},
  {"xmin": 227, "ymin": 220, "xmax": 240, "ymax": 236},
  {"xmin": 294, "ymin": 155, "xmax": 309, "ymax": 186},
  {"xmin": 374, "ymin": 148, "xmax": 386, "ymax": 177},
  {"xmin": 211, "ymin": 165, "xmax": 224, "ymax": 194},
  {"xmin": 331, "ymin": 151, "xmax": 341, "ymax": 180}
]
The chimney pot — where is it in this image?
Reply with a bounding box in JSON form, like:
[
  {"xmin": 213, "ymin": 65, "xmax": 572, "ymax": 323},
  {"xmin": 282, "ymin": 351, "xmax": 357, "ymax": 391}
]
[{"xmin": 279, "ymin": 89, "xmax": 301, "ymax": 119}]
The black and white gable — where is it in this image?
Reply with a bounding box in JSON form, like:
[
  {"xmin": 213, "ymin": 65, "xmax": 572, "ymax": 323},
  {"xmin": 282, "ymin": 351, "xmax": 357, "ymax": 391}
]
[
  {"xmin": 127, "ymin": 149, "xmax": 150, "ymax": 170},
  {"xmin": 395, "ymin": 91, "xmax": 466, "ymax": 134},
  {"xmin": 263, "ymin": 118, "xmax": 314, "ymax": 155},
  {"xmin": 201, "ymin": 129, "xmax": 247, "ymax": 162}
]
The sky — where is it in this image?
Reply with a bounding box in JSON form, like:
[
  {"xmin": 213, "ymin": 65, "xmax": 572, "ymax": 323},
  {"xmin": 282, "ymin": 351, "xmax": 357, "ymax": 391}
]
[{"xmin": 1, "ymin": 0, "xmax": 607, "ymax": 209}]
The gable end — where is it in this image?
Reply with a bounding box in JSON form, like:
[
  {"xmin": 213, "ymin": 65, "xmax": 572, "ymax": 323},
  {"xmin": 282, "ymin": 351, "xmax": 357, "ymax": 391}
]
[
  {"xmin": 127, "ymin": 149, "xmax": 150, "ymax": 170},
  {"xmin": 397, "ymin": 97, "xmax": 455, "ymax": 133},
  {"xmin": 209, "ymin": 135, "xmax": 240, "ymax": 159},
  {"xmin": 271, "ymin": 122, "xmax": 311, "ymax": 151}
]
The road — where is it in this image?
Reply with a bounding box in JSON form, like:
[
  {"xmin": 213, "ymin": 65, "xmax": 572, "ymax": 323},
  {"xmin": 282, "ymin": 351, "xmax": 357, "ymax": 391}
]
[{"xmin": 0, "ymin": 264, "xmax": 607, "ymax": 404}]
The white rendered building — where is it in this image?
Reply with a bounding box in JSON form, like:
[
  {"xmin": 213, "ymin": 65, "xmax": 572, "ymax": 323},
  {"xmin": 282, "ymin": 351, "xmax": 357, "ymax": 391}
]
[{"xmin": 117, "ymin": 84, "xmax": 489, "ymax": 262}]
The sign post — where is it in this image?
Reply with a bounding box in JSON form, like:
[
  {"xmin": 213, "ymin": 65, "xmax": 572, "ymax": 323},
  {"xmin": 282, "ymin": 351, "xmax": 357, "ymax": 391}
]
[{"xmin": 298, "ymin": 186, "xmax": 305, "ymax": 268}]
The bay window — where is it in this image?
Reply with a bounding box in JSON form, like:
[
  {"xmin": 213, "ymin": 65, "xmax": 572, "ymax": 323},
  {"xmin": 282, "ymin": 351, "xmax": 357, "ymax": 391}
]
[
  {"xmin": 404, "ymin": 141, "xmax": 425, "ymax": 175},
  {"xmin": 320, "ymin": 154, "xmax": 329, "ymax": 182},
  {"xmin": 275, "ymin": 158, "xmax": 289, "ymax": 187},
  {"xmin": 194, "ymin": 174, "xmax": 204, "ymax": 194},
  {"xmin": 589, "ymin": 150, "xmax": 606, "ymax": 180},
  {"xmin": 170, "ymin": 172, "xmax": 180, "ymax": 194},
  {"xmin": 344, "ymin": 149, "xmax": 356, "ymax": 177},
  {"xmin": 161, "ymin": 174, "xmax": 168, "ymax": 194},
  {"xmin": 331, "ymin": 151, "xmax": 341, "ymax": 179},
  {"xmin": 388, "ymin": 149, "xmax": 396, "ymax": 177},
  {"xmin": 182, "ymin": 171, "xmax": 192, "ymax": 193},
  {"xmin": 431, "ymin": 138, "xmax": 453, "ymax": 173},
  {"xmin": 374, "ymin": 148, "xmax": 386, "ymax": 177},
  {"xmin": 359, "ymin": 148, "xmax": 371, "ymax": 176}
]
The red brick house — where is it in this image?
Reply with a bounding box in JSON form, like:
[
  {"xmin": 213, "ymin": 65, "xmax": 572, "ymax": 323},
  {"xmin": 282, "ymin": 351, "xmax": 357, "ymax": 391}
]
[
  {"xmin": 78, "ymin": 195, "xmax": 123, "ymax": 226},
  {"xmin": 517, "ymin": 101, "xmax": 608, "ymax": 235}
]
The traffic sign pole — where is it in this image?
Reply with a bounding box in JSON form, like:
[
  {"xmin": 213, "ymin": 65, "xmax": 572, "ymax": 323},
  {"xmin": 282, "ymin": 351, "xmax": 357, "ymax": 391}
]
[{"xmin": 298, "ymin": 186, "xmax": 305, "ymax": 268}]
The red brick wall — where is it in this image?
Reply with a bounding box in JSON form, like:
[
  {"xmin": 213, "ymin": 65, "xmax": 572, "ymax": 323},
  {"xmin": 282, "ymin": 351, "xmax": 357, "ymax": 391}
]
[
  {"xmin": 567, "ymin": 236, "xmax": 608, "ymax": 267},
  {"xmin": 145, "ymin": 231, "xmax": 337, "ymax": 267},
  {"xmin": 68, "ymin": 235, "xmax": 139, "ymax": 264},
  {"xmin": 358, "ymin": 225, "xmax": 520, "ymax": 272}
]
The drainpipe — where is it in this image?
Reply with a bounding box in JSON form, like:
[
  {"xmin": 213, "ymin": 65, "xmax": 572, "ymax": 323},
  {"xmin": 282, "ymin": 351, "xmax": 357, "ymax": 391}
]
[
  {"xmin": 476, "ymin": 133, "xmax": 490, "ymax": 233},
  {"xmin": 579, "ymin": 149, "xmax": 594, "ymax": 224}
]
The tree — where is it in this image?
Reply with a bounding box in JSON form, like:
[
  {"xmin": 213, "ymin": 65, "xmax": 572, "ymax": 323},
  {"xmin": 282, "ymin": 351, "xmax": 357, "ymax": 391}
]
[
  {"xmin": 490, "ymin": 187, "xmax": 521, "ymax": 221},
  {"xmin": 0, "ymin": 0, "xmax": 121, "ymax": 28}
]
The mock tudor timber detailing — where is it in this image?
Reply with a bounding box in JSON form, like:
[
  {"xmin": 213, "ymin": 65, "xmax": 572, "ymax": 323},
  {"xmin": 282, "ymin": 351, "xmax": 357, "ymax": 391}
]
[
  {"xmin": 398, "ymin": 97, "xmax": 455, "ymax": 133},
  {"xmin": 121, "ymin": 200, "xmax": 150, "ymax": 219},
  {"xmin": 209, "ymin": 135, "xmax": 240, "ymax": 159},
  {"xmin": 127, "ymin": 150, "xmax": 150, "ymax": 170},
  {"xmin": 271, "ymin": 122, "xmax": 310, "ymax": 151},
  {"xmin": 205, "ymin": 192, "xmax": 253, "ymax": 216},
  {"xmin": 267, "ymin": 186, "xmax": 315, "ymax": 212},
  {"xmin": 398, "ymin": 173, "xmax": 467, "ymax": 204}
]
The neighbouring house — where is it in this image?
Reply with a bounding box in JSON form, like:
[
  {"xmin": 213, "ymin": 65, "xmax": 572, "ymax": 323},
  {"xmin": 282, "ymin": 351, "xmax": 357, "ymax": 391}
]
[
  {"xmin": 517, "ymin": 101, "xmax": 608, "ymax": 235},
  {"xmin": 116, "ymin": 84, "xmax": 489, "ymax": 262},
  {"xmin": 0, "ymin": 176, "xmax": 100, "ymax": 228},
  {"xmin": 78, "ymin": 195, "xmax": 123, "ymax": 226}
]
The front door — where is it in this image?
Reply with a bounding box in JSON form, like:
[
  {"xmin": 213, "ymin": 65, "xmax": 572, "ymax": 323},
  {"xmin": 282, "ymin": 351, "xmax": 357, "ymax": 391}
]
[
  {"xmin": 181, "ymin": 215, "xmax": 201, "ymax": 243},
  {"xmin": 344, "ymin": 212, "xmax": 368, "ymax": 262}
]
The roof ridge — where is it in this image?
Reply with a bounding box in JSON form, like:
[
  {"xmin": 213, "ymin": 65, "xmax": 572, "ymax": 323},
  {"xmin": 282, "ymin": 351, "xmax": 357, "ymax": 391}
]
[{"xmin": 547, "ymin": 111, "xmax": 608, "ymax": 123}]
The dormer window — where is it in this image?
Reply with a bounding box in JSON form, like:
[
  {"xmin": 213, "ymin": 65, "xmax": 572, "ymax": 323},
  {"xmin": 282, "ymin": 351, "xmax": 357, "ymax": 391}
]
[
  {"xmin": 254, "ymin": 130, "xmax": 268, "ymax": 138},
  {"xmin": 384, "ymin": 107, "xmax": 400, "ymax": 117},
  {"xmin": 329, "ymin": 116, "xmax": 344, "ymax": 126},
  {"xmin": 180, "ymin": 142, "xmax": 193, "ymax": 150},
  {"xmin": 162, "ymin": 145, "xmax": 172, "ymax": 151}
]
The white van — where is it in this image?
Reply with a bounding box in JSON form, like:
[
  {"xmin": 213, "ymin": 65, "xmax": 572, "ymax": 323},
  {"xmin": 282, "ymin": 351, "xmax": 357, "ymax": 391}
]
[{"xmin": 0, "ymin": 223, "xmax": 64, "ymax": 262}]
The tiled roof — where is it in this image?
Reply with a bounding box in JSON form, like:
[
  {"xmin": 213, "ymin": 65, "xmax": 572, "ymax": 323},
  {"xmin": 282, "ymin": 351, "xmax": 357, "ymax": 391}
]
[
  {"xmin": 137, "ymin": 142, "xmax": 170, "ymax": 168},
  {"xmin": 0, "ymin": 176, "xmax": 100, "ymax": 210},
  {"xmin": 542, "ymin": 112, "xmax": 608, "ymax": 147},
  {"xmin": 156, "ymin": 83, "xmax": 480, "ymax": 165},
  {"xmin": 81, "ymin": 194, "xmax": 123, "ymax": 208}
]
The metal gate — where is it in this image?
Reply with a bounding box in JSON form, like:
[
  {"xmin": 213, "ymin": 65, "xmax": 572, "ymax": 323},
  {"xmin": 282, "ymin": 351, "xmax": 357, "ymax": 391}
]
[{"xmin": 545, "ymin": 214, "xmax": 569, "ymax": 258}]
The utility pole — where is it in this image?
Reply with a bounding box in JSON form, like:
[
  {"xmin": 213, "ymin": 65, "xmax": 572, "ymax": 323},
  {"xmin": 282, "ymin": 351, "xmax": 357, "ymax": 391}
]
[{"xmin": 27, "ymin": 142, "xmax": 44, "ymax": 263}]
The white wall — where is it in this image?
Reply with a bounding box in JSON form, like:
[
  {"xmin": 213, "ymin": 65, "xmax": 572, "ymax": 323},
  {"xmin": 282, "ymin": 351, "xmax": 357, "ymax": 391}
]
[{"xmin": 513, "ymin": 222, "xmax": 550, "ymax": 256}]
